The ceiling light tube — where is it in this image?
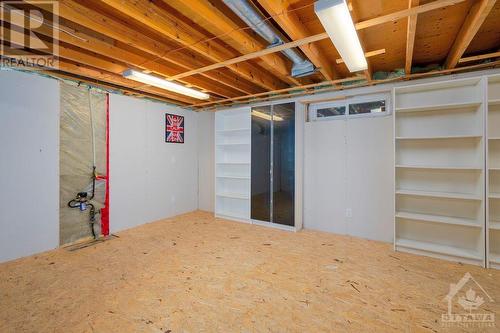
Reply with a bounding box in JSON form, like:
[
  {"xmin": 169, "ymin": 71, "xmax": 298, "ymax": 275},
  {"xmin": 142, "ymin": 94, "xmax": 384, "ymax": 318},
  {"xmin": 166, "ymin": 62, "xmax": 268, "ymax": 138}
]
[
  {"xmin": 314, "ymin": 0, "xmax": 368, "ymax": 72},
  {"xmin": 123, "ymin": 69, "xmax": 210, "ymax": 100}
]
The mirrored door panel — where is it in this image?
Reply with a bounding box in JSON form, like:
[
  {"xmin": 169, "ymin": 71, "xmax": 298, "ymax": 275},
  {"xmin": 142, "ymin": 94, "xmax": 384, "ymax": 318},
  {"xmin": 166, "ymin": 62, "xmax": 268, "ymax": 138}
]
[
  {"xmin": 251, "ymin": 105, "xmax": 271, "ymax": 222},
  {"xmin": 272, "ymin": 103, "xmax": 295, "ymax": 226},
  {"xmin": 251, "ymin": 103, "xmax": 295, "ymax": 226}
]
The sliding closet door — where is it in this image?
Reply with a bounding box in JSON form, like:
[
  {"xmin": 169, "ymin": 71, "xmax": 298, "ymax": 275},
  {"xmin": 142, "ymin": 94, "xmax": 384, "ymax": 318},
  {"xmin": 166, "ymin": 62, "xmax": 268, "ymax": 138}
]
[
  {"xmin": 273, "ymin": 103, "xmax": 295, "ymax": 226},
  {"xmin": 251, "ymin": 106, "xmax": 271, "ymax": 222}
]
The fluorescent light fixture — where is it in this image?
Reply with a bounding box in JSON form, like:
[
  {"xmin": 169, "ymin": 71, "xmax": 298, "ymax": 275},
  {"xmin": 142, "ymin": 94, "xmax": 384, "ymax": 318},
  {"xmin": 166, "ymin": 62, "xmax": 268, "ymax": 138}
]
[
  {"xmin": 252, "ymin": 110, "xmax": 284, "ymax": 121},
  {"xmin": 123, "ymin": 69, "xmax": 210, "ymax": 100},
  {"xmin": 314, "ymin": 0, "xmax": 368, "ymax": 72}
]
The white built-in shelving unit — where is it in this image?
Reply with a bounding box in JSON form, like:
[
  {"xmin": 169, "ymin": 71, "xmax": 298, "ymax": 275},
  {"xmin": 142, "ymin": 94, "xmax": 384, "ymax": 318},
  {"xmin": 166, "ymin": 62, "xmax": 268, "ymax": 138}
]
[
  {"xmin": 488, "ymin": 75, "xmax": 500, "ymax": 269},
  {"xmin": 215, "ymin": 108, "xmax": 251, "ymax": 222},
  {"xmin": 394, "ymin": 78, "xmax": 486, "ymax": 265}
]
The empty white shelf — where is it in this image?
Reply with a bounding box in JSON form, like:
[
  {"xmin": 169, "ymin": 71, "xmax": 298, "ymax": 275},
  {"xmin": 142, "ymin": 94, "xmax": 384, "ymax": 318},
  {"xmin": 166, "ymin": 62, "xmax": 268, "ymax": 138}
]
[
  {"xmin": 216, "ymin": 211, "xmax": 248, "ymax": 220},
  {"xmin": 216, "ymin": 192, "xmax": 249, "ymax": 200},
  {"xmin": 489, "ymin": 193, "xmax": 500, "ymax": 199},
  {"xmin": 396, "ymin": 189, "xmax": 481, "ymax": 200},
  {"xmin": 489, "ymin": 99, "xmax": 500, "ymax": 106},
  {"xmin": 490, "ymin": 253, "xmax": 500, "ymax": 264},
  {"xmin": 396, "ymin": 238, "xmax": 481, "ymax": 260},
  {"xmin": 396, "ymin": 135, "xmax": 482, "ymax": 140},
  {"xmin": 395, "ymin": 102, "xmax": 481, "ymax": 113},
  {"xmin": 396, "ymin": 211, "xmax": 480, "ymax": 228},
  {"xmin": 490, "ymin": 221, "xmax": 500, "ymax": 230},
  {"xmin": 489, "ymin": 137, "xmax": 500, "ymax": 140},
  {"xmin": 216, "ymin": 175, "xmax": 250, "ymax": 179},
  {"xmin": 396, "ymin": 165, "xmax": 482, "ymax": 171}
]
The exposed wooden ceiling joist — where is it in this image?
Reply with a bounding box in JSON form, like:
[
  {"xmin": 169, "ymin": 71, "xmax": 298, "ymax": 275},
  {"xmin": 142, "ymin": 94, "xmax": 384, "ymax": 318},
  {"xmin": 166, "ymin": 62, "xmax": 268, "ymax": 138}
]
[
  {"xmin": 256, "ymin": 0, "xmax": 336, "ymax": 81},
  {"xmin": 5, "ymin": 0, "xmax": 496, "ymax": 108},
  {"xmin": 31, "ymin": 0, "xmax": 263, "ymax": 96},
  {"xmin": 193, "ymin": 75, "xmax": 366, "ymax": 108},
  {"xmin": 336, "ymin": 49, "xmax": 386, "ymax": 64},
  {"xmin": 199, "ymin": 59, "xmax": 500, "ymax": 110},
  {"xmin": 2, "ymin": 25, "xmax": 205, "ymax": 104},
  {"xmin": 405, "ymin": 0, "xmax": 420, "ymax": 74},
  {"xmin": 444, "ymin": 0, "xmax": 497, "ymax": 69},
  {"xmin": 38, "ymin": 70, "xmax": 187, "ymax": 105},
  {"xmin": 98, "ymin": 0, "xmax": 288, "ymax": 91},
  {"xmin": 3, "ymin": 53, "xmax": 191, "ymax": 106},
  {"xmin": 459, "ymin": 50, "xmax": 500, "ymax": 63},
  {"xmin": 170, "ymin": 0, "xmax": 468, "ymax": 81},
  {"xmin": 3, "ymin": 8, "xmax": 243, "ymax": 99},
  {"xmin": 163, "ymin": 0, "xmax": 301, "ymax": 86}
]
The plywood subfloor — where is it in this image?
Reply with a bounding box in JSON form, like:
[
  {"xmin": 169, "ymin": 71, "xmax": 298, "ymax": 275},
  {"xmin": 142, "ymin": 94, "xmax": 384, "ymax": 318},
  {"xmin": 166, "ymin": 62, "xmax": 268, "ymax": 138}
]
[{"xmin": 1, "ymin": 211, "xmax": 499, "ymax": 332}]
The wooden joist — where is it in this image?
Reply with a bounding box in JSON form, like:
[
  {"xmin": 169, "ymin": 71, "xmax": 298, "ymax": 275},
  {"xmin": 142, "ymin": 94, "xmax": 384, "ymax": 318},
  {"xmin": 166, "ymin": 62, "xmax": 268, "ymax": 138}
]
[
  {"xmin": 459, "ymin": 50, "xmax": 500, "ymax": 63},
  {"xmin": 405, "ymin": 0, "xmax": 420, "ymax": 74},
  {"xmin": 335, "ymin": 49, "xmax": 386, "ymax": 64},
  {"xmin": 39, "ymin": 70, "xmax": 186, "ymax": 105},
  {"xmin": 170, "ymin": 0, "xmax": 467, "ymax": 81},
  {"xmin": 98, "ymin": 0, "xmax": 289, "ymax": 91},
  {"xmin": 31, "ymin": 0, "xmax": 262, "ymax": 96},
  {"xmin": 2, "ymin": 29, "xmax": 202, "ymax": 104},
  {"xmin": 193, "ymin": 75, "xmax": 367, "ymax": 108},
  {"xmin": 196, "ymin": 59, "xmax": 500, "ymax": 110},
  {"xmin": 163, "ymin": 0, "xmax": 300, "ymax": 86},
  {"xmin": 3, "ymin": 8, "xmax": 243, "ymax": 99},
  {"xmin": 256, "ymin": 0, "xmax": 337, "ymax": 81},
  {"xmin": 444, "ymin": 0, "xmax": 497, "ymax": 69}
]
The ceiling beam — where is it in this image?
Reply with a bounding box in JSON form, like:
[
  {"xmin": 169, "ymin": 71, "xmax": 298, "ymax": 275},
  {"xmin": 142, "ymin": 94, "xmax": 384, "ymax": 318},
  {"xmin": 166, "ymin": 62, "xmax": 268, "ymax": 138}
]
[
  {"xmin": 444, "ymin": 0, "xmax": 497, "ymax": 69},
  {"xmin": 38, "ymin": 70, "xmax": 187, "ymax": 105},
  {"xmin": 2, "ymin": 27, "xmax": 201, "ymax": 104},
  {"xmin": 193, "ymin": 76, "xmax": 366, "ymax": 108},
  {"xmin": 405, "ymin": 0, "xmax": 420, "ymax": 74},
  {"xmin": 98, "ymin": 0, "xmax": 288, "ymax": 91},
  {"xmin": 31, "ymin": 0, "xmax": 263, "ymax": 96},
  {"xmin": 3, "ymin": 8, "xmax": 242, "ymax": 99},
  {"xmin": 170, "ymin": 0, "xmax": 466, "ymax": 80},
  {"xmin": 163, "ymin": 0, "xmax": 300, "ymax": 86},
  {"xmin": 256, "ymin": 0, "xmax": 336, "ymax": 81},
  {"xmin": 459, "ymin": 50, "xmax": 500, "ymax": 63},
  {"xmin": 4, "ymin": 53, "xmax": 191, "ymax": 105},
  {"xmin": 336, "ymin": 49, "xmax": 386, "ymax": 64},
  {"xmin": 197, "ymin": 59, "xmax": 500, "ymax": 110}
]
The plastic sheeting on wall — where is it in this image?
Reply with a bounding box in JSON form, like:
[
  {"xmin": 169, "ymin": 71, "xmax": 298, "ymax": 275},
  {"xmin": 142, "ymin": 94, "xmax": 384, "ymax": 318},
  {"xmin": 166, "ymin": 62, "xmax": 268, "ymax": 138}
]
[{"xmin": 60, "ymin": 82, "xmax": 106, "ymax": 245}]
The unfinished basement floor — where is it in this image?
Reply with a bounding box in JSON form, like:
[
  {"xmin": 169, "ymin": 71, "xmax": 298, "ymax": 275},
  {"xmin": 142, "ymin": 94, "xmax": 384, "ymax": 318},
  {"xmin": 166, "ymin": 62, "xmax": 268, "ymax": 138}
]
[{"xmin": 1, "ymin": 211, "xmax": 499, "ymax": 332}]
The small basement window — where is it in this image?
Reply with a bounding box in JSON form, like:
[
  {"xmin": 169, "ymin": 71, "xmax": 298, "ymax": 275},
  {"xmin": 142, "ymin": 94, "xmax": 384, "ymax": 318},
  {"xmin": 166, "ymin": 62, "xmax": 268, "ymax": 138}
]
[
  {"xmin": 349, "ymin": 100, "xmax": 386, "ymax": 115},
  {"xmin": 316, "ymin": 105, "xmax": 346, "ymax": 118},
  {"xmin": 309, "ymin": 93, "xmax": 390, "ymax": 121}
]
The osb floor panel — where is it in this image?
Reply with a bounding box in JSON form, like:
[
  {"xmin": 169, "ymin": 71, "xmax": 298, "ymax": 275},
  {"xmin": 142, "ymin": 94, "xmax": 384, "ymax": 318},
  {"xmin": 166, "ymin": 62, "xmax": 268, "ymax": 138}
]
[{"xmin": 1, "ymin": 211, "xmax": 499, "ymax": 333}]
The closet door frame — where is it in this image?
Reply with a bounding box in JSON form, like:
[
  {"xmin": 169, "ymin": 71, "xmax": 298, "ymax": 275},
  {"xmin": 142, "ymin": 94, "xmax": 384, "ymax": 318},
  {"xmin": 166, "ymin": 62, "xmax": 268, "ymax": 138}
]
[{"xmin": 251, "ymin": 101, "xmax": 303, "ymax": 232}]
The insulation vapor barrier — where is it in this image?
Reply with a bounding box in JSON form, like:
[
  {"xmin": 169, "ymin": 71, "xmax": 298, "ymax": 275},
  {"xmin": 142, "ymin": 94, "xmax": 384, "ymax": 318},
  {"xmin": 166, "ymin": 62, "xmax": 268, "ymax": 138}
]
[{"xmin": 60, "ymin": 82, "xmax": 107, "ymax": 245}]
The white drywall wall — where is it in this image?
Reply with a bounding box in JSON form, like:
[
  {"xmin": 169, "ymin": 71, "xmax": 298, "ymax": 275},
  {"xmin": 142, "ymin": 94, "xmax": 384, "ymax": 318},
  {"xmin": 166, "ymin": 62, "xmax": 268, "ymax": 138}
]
[
  {"xmin": 197, "ymin": 111, "xmax": 215, "ymax": 212},
  {"xmin": 0, "ymin": 70, "xmax": 59, "ymax": 262},
  {"xmin": 109, "ymin": 95, "xmax": 199, "ymax": 233},
  {"xmin": 304, "ymin": 115, "xmax": 394, "ymax": 242}
]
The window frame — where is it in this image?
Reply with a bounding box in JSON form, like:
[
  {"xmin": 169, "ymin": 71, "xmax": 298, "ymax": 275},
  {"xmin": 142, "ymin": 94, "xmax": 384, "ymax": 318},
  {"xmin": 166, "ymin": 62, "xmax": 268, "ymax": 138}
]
[{"xmin": 309, "ymin": 93, "xmax": 391, "ymax": 122}]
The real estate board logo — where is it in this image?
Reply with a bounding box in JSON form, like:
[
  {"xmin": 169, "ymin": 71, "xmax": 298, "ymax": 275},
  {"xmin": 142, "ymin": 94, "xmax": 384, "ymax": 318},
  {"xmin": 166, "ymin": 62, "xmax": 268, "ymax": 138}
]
[
  {"xmin": 0, "ymin": 1, "xmax": 59, "ymax": 69},
  {"xmin": 441, "ymin": 272, "xmax": 495, "ymax": 328}
]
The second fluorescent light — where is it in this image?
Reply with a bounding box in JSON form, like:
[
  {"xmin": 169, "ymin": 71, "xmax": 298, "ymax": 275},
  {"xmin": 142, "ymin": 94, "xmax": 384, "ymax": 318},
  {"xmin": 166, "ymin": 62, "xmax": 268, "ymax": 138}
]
[
  {"xmin": 123, "ymin": 69, "xmax": 210, "ymax": 100},
  {"xmin": 314, "ymin": 0, "xmax": 368, "ymax": 72}
]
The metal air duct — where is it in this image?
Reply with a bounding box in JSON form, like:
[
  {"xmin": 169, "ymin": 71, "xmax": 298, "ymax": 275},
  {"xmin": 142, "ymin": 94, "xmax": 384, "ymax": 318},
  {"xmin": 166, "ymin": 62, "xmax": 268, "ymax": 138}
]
[{"xmin": 223, "ymin": 0, "xmax": 316, "ymax": 78}]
